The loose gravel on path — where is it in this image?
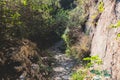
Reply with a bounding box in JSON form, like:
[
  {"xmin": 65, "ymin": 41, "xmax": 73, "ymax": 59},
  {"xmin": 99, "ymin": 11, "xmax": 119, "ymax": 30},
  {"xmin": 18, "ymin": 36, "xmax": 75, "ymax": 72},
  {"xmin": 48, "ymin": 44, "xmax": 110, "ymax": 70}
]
[{"xmin": 48, "ymin": 41, "xmax": 77, "ymax": 80}]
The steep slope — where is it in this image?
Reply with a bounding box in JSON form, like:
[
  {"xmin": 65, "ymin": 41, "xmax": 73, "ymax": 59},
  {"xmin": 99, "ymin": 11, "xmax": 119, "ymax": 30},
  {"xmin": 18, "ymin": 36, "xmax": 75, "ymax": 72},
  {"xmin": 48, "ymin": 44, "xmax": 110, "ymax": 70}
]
[{"xmin": 87, "ymin": 0, "xmax": 120, "ymax": 80}]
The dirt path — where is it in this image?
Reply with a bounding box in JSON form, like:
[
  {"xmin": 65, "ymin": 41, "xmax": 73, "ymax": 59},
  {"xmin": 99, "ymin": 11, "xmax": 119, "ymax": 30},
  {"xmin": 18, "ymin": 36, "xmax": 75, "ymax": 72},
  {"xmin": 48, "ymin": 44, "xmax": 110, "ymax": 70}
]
[{"xmin": 48, "ymin": 41, "xmax": 77, "ymax": 80}]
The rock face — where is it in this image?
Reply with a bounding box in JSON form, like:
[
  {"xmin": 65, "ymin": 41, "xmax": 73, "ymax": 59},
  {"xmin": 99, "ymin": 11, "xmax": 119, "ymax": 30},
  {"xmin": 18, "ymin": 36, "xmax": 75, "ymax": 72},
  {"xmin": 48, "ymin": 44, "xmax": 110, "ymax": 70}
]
[{"xmin": 87, "ymin": 0, "xmax": 120, "ymax": 80}]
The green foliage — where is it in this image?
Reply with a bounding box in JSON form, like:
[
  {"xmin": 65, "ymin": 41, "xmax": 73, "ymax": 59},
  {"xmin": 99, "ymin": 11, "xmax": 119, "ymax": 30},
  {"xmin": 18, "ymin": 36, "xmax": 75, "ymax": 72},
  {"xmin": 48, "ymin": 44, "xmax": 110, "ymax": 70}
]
[
  {"xmin": 72, "ymin": 69, "xmax": 87, "ymax": 80},
  {"xmin": 0, "ymin": 0, "xmax": 88, "ymax": 49},
  {"xmin": 62, "ymin": 27, "xmax": 70, "ymax": 46},
  {"xmin": 54, "ymin": 9, "xmax": 69, "ymax": 36},
  {"xmin": 68, "ymin": 7, "xmax": 86, "ymax": 27},
  {"xmin": 21, "ymin": 0, "xmax": 27, "ymax": 6},
  {"xmin": 110, "ymin": 20, "xmax": 120, "ymax": 38},
  {"xmin": 117, "ymin": 33, "xmax": 120, "ymax": 37},
  {"xmin": 0, "ymin": 0, "xmax": 67, "ymax": 42},
  {"xmin": 61, "ymin": 0, "xmax": 89, "ymax": 57},
  {"xmin": 67, "ymin": 0, "xmax": 88, "ymax": 27},
  {"xmin": 98, "ymin": 1, "xmax": 104, "ymax": 13},
  {"xmin": 111, "ymin": 20, "xmax": 120, "ymax": 28},
  {"xmin": 71, "ymin": 56, "xmax": 111, "ymax": 80},
  {"xmin": 83, "ymin": 55, "xmax": 102, "ymax": 67},
  {"xmin": 0, "ymin": 0, "xmax": 24, "ymax": 39},
  {"xmin": 62, "ymin": 27, "xmax": 72, "ymax": 55}
]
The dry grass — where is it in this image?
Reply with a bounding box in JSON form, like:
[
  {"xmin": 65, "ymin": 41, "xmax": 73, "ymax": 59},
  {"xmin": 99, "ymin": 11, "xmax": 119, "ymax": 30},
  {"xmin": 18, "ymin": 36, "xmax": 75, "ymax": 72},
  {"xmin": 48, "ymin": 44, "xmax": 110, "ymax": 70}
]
[
  {"xmin": 0, "ymin": 39, "xmax": 48, "ymax": 80},
  {"xmin": 68, "ymin": 27, "xmax": 91, "ymax": 59}
]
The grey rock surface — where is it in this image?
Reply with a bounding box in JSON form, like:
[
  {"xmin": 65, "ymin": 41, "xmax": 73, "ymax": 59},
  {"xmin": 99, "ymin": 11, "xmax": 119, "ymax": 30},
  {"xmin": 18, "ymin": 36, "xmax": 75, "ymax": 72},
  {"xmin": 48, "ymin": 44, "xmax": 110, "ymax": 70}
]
[{"xmin": 87, "ymin": 0, "xmax": 120, "ymax": 80}]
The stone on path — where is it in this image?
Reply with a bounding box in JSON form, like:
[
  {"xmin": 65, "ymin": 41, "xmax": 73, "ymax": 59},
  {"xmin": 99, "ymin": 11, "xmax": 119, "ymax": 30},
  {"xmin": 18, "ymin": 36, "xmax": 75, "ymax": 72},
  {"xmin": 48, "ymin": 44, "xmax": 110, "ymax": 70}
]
[{"xmin": 48, "ymin": 41, "xmax": 77, "ymax": 80}]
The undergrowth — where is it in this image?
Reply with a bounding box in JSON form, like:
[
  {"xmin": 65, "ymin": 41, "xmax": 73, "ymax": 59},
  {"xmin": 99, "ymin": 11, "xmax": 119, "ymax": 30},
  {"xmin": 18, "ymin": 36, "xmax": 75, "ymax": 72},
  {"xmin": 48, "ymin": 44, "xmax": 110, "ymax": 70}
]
[{"xmin": 71, "ymin": 55, "xmax": 111, "ymax": 80}]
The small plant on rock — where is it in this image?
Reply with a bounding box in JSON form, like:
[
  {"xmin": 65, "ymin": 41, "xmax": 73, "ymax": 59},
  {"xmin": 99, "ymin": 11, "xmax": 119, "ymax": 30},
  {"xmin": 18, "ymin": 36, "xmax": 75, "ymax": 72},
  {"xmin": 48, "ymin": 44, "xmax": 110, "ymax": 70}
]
[
  {"xmin": 71, "ymin": 55, "xmax": 111, "ymax": 80},
  {"xmin": 98, "ymin": 1, "xmax": 104, "ymax": 13}
]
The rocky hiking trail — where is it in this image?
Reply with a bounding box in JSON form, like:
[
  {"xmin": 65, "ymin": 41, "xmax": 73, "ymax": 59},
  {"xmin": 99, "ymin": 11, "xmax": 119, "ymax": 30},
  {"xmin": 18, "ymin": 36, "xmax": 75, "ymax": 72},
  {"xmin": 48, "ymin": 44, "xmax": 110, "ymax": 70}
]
[{"xmin": 48, "ymin": 41, "xmax": 78, "ymax": 80}]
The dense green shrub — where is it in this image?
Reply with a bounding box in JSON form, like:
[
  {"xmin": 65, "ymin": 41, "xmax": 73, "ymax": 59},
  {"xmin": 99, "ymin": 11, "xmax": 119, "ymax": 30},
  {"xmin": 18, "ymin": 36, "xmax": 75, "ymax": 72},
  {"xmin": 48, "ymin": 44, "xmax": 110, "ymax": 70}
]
[
  {"xmin": 60, "ymin": 0, "xmax": 76, "ymax": 9},
  {"xmin": 62, "ymin": 0, "xmax": 90, "ymax": 58},
  {"xmin": 0, "ymin": 0, "xmax": 69, "ymax": 48},
  {"xmin": 54, "ymin": 9, "xmax": 69, "ymax": 36},
  {"xmin": 68, "ymin": 6, "xmax": 86, "ymax": 28},
  {"xmin": 0, "ymin": 0, "xmax": 89, "ymax": 49}
]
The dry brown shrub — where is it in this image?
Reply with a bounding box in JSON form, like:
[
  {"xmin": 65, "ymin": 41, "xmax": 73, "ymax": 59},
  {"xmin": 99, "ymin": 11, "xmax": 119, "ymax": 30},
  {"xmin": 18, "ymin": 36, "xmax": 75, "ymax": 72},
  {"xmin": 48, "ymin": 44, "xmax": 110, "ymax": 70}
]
[
  {"xmin": 0, "ymin": 39, "xmax": 48, "ymax": 80},
  {"xmin": 68, "ymin": 27, "xmax": 91, "ymax": 59}
]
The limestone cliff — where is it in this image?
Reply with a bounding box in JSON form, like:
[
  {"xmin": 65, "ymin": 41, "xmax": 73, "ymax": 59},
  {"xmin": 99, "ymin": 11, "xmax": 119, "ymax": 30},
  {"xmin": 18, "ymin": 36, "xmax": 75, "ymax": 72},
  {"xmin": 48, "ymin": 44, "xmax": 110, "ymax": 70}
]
[{"xmin": 87, "ymin": 0, "xmax": 120, "ymax": 79}]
